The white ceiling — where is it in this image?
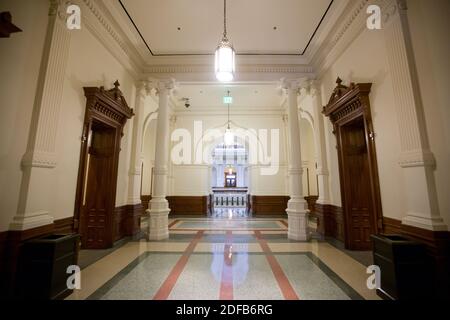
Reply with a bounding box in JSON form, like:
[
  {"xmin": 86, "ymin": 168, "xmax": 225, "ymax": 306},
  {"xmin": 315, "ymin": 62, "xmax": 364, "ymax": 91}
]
[
  {"xmin": 172, "ymin": 83, "xmax": 283, "ymax": 110},
  {"xmin": 120, "ymin": 0, "xmax": 333, "ymax": 56}
]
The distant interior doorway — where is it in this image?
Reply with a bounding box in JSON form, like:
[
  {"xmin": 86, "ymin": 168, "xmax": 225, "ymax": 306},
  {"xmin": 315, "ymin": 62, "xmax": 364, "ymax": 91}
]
[{"xmin": 210, "ymin": 143, "xmax": 249, "ymax": 218}]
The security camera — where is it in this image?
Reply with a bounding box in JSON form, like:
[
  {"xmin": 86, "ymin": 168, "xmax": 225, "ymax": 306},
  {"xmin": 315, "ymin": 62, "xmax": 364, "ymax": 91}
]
[{"xmin": 181, "ymin": 98, "xmax": 190, "ymax": 108}]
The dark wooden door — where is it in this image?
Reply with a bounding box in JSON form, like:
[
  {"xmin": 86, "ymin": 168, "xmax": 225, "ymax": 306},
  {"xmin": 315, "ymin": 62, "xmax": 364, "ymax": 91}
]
[
  {"xmin": 340, "ymin": 117, "xmax": 374, "ymax": 250},
  {"xmin": 82, "ymin": 123, "xmax": 116, "ymax": 249}
]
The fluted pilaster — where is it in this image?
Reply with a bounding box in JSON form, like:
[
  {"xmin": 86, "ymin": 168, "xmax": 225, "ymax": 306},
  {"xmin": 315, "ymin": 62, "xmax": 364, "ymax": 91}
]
[
  {"xmin": 11, "ymin": 0, "xmax": 72, "ymax": 230},
  {"xmin": 382, "ymin": 0, "xmax": 446, "ymax": 231}
]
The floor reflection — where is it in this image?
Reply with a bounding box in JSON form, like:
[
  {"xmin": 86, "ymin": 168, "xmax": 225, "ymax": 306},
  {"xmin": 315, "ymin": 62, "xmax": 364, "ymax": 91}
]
[{"xmin": 211, "ymin": 207, "xmax": 249, "ymax": 219}]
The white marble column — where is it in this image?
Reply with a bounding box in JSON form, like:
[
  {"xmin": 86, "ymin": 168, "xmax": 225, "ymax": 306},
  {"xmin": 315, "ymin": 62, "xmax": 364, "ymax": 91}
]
[
  {"xmin": 283, "ymin": 79, "xmax": 310, "ymax": 241},
  {"xmin": 10, "ymin": 0, "xmax": 72, "ymax": 230},
  {"xmin": 127, "ymin": 81, "xmax": 150, "ymax": 205},
  {"xmin": 148, "ymin": 80, "xmax": 174, "ymax": 240},
  {"xmin": 309, "ymin": 80, "xmax": 330, "ymax": 204},
  {"xmin": 382, "ymin": 0, "xmax": 447, "ymax": 231}
]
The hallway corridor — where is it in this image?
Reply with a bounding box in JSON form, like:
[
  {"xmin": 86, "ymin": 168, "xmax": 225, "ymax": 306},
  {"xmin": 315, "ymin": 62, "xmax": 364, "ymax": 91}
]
[{"xmin": 67, "ymin": 218, "xmax": 378, "ymax": 300}]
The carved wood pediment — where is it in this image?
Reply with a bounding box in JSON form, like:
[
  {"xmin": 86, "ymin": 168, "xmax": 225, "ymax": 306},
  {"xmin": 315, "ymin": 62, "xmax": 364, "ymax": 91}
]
[
  {"xmin": 322, "ymin": 78, "xmax": 372, "ymax": 124},
  {"xmin": 0, "ymin": 12, "xmax": 22, "ymax": 38},
  {"xmin": 83, "ymin": 81, "xmax": 134, "ymax": 125}
]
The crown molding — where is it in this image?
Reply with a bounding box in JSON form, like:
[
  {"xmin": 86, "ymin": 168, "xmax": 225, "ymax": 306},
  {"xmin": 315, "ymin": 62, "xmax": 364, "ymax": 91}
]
[
  {"xmin": 312, "ymin": 0, "xmax": 393, "ymax": 79},
  {"xmin": 74, "ymin": 0, "xmax": 393, "ymax": 83},
  {"xmin": 76, "ymin": 0, "xmax": 145, "ymax": 80}
]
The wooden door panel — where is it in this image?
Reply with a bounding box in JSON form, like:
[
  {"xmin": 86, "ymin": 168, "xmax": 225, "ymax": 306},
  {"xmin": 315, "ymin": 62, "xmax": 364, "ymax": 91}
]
[
  {"xmin": 341, "ymin": 118, "xmax": 374, "ymax": 250},
  {"xmin": 83, "ymin": 125, "xmax": 116, "ymax": 249}
]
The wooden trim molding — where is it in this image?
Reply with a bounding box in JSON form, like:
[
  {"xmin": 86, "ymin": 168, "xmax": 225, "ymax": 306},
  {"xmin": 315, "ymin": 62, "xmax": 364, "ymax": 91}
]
[
  {"xmin": 167, "ymin": 196, "xmax": 209, "ymax": 216},
  {"xmin": 250, "ymin": 196, "xmax": 289, "ymax": 216},
  {"xmin": 54, "ymin": 217, "xmax": 75, "ymax": 234}
]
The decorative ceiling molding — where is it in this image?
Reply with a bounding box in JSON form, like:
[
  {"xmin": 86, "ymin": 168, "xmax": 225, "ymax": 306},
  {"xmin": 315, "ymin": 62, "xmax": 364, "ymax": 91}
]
[
  {"xmin": 74, "ymin": 0, "xmax": 392, "ymax": 82},
  {"xmin": 76, "ymin": 0, "xmax": 145, "ymax": 79},
  {"xmin": 312, "ymin": 0, "xmax": 391, "ymax": 79}
]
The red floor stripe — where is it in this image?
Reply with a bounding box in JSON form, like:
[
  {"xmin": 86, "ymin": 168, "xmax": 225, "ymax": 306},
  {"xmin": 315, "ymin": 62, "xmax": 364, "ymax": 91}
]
[
  {"xmin": 220, "ymin": 230, "xmax": 234, "ymax": 300},
  {"xmin": 168, "ymin": 219, "xmax": 179, "ymax": 228},
  {"xmin": 153, "ymin": 230, "xmax": 204, "ymax": 300},
  {"xmin": 254, "ymin": 231, "xmax": 299, "ymax": 300},
  {"xmin": 279, "ymin": 220, "xmax": 288, "ymax": 228}
]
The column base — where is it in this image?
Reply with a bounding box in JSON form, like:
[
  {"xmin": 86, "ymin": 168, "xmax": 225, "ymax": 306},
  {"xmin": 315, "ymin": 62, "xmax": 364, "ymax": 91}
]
[
  {"xmin": 286, "ymin": 198, "xmax": 310, "ymax": 241},
  {"xmin": 402, "ymin": 214, "xmax": 448, "ymax": 232},
  {"xmin": 148, "ymin": 197, "xmax": 170, "ymax": 240},
  {"xmin": 9, "ymin": 211, "xmax": 54, "ymax": 231}
]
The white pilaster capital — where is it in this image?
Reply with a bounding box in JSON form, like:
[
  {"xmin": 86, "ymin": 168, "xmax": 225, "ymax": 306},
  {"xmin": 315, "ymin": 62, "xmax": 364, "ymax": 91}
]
[
  {"xmin": 383, "ymin": 0, "xmax": 408, "ymax": 26},
  {"xmin": 48, "ymin": 0, "xmax": 65, "ymax": 18},
  {"xmin": 308, "ymin": 80, "xmax": 321, "ymax": 97}
]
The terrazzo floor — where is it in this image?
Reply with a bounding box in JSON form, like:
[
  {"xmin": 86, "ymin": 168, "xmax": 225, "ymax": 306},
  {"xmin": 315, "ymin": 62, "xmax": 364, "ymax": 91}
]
[{"xmin": 67, "ymin": 217, "xmax": 380, "ymax": 300}]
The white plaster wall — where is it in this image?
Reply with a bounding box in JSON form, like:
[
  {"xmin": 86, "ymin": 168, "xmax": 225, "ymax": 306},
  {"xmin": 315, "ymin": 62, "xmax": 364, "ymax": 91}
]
[
  {"xmin": 407, "ymin": 0, "xmax": 450, "ymax": 227},
  {"xmin": 54, "ymin": 19, "xmax": 137, "ymax": 219},
  {"xmin": 319, "ymin": 27, "xmax": 405, "ymax": 220},
  {"xmin": 169, "ymin": 113, "xmax": 288, "ymax": 196},
  {"xmin": 0, "ymin": 0, "xmax": 49, "ymax": 231},
  {"xmin": 300, "ymin": 118, "xmax": 318, "ymax": 196},
  {"xmin": 142, "ymin": 118, "xmax": 157, "ymax": 195}
]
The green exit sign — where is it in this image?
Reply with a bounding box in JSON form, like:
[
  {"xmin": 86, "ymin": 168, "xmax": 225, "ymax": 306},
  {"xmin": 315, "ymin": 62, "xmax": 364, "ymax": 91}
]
[{"xmin": 223, "ymin": 96, "xmax": 233, "ymax": 104}]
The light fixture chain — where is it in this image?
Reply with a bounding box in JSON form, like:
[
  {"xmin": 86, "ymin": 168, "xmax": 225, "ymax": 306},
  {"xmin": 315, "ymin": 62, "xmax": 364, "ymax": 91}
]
[{"xmin": 223, "ymin": 0, "xmax": 227, "ymax": 38}]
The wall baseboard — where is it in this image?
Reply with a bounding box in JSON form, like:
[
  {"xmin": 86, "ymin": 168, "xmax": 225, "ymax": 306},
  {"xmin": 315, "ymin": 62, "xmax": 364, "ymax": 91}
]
[
  {"xmin": 114, "ymin": 204, "xmax": 144, "ymax": 241},
  {"xmin": 167, "ymin": 196, "xmax": 210, "ymax": 216},
  {"xmin": 250, "ymin": 196, "xmax": 289, "ymax": 216},
  {"xmin": 314, "ymin": 203, "xmax": 344, "ymax": 241},
  {"xmin": 381, "ymin": 216, "xmax": 450, "ymax": 299}
]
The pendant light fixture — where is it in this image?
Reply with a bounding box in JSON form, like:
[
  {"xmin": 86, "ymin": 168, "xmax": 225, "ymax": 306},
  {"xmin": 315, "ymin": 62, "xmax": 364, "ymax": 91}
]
[
  {"xmin": 215, "ymin": 0, "xmax": 235, "ymax": 82},
  {"xmin": 224, "ymin": 90, "xmax": 234, "ymax": 145}
]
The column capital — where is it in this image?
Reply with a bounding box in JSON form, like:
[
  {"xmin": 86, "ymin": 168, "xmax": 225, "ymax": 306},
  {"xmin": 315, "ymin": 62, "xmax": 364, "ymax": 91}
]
[
  {"xmin": 136, "ymin": 80, "xmax": 153, "ymax": 98},
  {"xmin": 308, "ymin": 80, "xmax": 321, "ymax": 97},
  {"xmin": 157, "ymin": 79, "xmax": 176, "ymax": 94},
  {"xmin": 280, "ymin": 78, "xmax": 310, "ymax": 95}
]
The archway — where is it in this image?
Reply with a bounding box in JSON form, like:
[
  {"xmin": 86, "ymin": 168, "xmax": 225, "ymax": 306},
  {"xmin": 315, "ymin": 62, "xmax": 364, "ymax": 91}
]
[{"xmin": 210, "ymin": 142, "xmax": 249, "ymax": 218}]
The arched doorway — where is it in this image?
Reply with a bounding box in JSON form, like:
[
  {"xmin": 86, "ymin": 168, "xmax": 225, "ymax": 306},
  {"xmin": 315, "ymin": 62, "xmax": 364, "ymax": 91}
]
[{"xmin": 210, "ymin": 142, "xmax": 249, "ymax": 218}]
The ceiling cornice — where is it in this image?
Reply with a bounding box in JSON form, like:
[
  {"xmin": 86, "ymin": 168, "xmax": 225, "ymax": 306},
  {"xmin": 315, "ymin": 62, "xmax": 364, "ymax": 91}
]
[
  {"xmin": 76, "ymin": 0, "xmax": 145, "ymax": 79},
  {"xmin": 76, "ymin": 0, "xmax": 392, "ymax": 82},
  {"xmin": 311, "ymin": 0, "xmax": 390, "ymax": 79}
]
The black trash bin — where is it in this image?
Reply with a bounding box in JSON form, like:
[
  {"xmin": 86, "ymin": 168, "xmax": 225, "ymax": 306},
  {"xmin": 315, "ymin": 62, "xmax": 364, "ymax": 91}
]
[
  {"xmin": 371, "ymin": 234, "xmax": 431, "ymax": 300},
  {"xmin": 16, "ymin": 233, "xmax": 80, "ymax": 300}
]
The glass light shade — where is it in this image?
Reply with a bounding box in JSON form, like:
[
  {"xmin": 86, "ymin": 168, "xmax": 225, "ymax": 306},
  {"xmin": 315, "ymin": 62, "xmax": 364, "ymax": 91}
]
[
  {"xmin": 224, "ymin": 128, "xmax": 234, "ymax": 145},
  {"xmin": 215, "ymin": 41, "xmax": 235, "ymax": 82}
]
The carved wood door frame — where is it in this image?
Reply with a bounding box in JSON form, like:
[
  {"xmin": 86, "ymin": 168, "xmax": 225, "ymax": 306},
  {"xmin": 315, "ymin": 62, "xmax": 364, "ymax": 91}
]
[
  {"xmin": 323, "ymin": 78, "xmax": 383, "ymax": 250},
  {"xmin": 73, "ymin": 81, "xmax": 134, "ymax": 248}
]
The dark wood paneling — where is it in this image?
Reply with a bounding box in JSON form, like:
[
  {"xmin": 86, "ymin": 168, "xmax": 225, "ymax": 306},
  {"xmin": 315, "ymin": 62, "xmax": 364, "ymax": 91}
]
[
  {"xmin": 382, "ymin": 217, "xmax": 402, "ymax": 234},
  {"xmin": 114, "ymin": 204, "xmax": 144, "ymax": 241},
  {"xmin": 250, "ymin": 196, "xmax": 289, "ymax": 216},
  {"xmin": 141, "ymin": 195, "xmax": 152, "ymax": 210},
  {"xmin": 54, "ymin": 217, "xmax": 74, "ymax": 234},
  {"xmin": 304, "ymin": 195, "xmax": 318, "ymax": 212},
  {"xmin": 315, "ymin": 203, "xmax": 344, "ymax": 242},
  {"xmin": 382, "ymin": 217, "xmax": 450, "ymax": 299},
  {"xmin": 167, "ymin": 196, "xmax": 209, "ymax": 215}
]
